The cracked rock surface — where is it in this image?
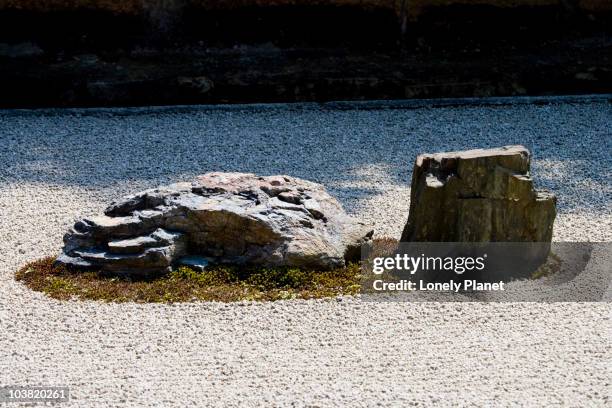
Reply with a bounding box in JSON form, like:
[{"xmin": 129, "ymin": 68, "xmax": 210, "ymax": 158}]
[
  {"xmin": 401, "ymin": 145, "xmax": 557, "ymax": 242},
  {"xmin": 57, "ymin": 172, "xmax": 373, "ymax": 276}
]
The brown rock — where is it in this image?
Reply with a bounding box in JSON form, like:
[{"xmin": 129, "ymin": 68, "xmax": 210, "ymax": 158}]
[{"xmin": 401, "ymin": 145, "xmax": 556, "ymax": 242}]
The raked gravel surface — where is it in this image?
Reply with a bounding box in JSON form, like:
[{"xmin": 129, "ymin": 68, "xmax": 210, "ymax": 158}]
[{"xmin": 0, "ymin": 99, "xmax": 610, "ymax": 407}]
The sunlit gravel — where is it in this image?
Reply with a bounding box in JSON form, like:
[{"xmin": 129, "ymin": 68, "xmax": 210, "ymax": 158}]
[{"xmin": 0, "ymin": 99, "xmax": 610, "ymax": 407}]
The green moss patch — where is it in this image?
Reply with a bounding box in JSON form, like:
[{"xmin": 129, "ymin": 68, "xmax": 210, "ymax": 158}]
[
  {"xmin": 15, "ymin": 257, "xmax": 362, "ymax": 303},
  {"xmin": 530, "ymin": 251, "xmax": 562, "ymax": 280},
  {"xmin": 15, "ymin": 237, "xmax": 563, "ymax": 303}
]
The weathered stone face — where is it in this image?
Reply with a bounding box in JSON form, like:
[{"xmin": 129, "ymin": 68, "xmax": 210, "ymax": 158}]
[
  {"xmin": 56, "ymin": 172, "xmax": 373, "ymax": 277},
  {"xmin": 400, "ymin": 145, "xmax": 556, "ymax": 242}
]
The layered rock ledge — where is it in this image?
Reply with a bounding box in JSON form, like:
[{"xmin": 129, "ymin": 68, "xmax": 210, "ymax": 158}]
[
  {"xmin": 401, "ymin": 145, "xmax": 556, "ymax": 242},
  {"xmin": 57, "ymin": 172, "xmax": 373, "ymax": 277}
]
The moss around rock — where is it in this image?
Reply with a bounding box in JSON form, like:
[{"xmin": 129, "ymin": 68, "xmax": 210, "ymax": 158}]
[
  {"xmin": 16, "ymin": 257, "xmax": 362, "ymax": 303},
  {"xmin": 401, "ymin": 145, "xmax": 556, "ymax": 242}
]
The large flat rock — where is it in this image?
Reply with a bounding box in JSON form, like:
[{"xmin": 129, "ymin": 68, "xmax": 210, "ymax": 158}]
[{"xmin": 57, "ymin": 172, "xmax": 373, "ymax": 276}]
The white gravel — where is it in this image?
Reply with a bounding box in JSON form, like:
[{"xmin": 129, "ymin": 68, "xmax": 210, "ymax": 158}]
[{"xmin": 0, "ymin": 99, "xmax": 610, "ymax": 407}]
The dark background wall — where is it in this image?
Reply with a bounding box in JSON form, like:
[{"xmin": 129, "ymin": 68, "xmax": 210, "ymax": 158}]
[{"xmin": 0, "ymin": 0, "xmax": 610, "ymax": 107}]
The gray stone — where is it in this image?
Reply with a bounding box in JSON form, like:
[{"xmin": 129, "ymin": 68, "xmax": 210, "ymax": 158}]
[
  {"xmin": 107, "ymin": 228, "xmax": 185, "ymax": 254},
  {"xmin": 177, "ymin": 256, "xmax": 210, "ymax": 272},
  {"xmin": 56, "ymin": 172, "xmax": 373, "ymax": 276},
  {"xmin": 108, "ymin": 236, "xmax": 158, "ymax": 254},
  {"xmin": 401, "ymin": 145, "xmax": 556, "ymax": 242},
  {"xmin": 55, "ymin": 252, "xmax": 93, "ymax": 269}
]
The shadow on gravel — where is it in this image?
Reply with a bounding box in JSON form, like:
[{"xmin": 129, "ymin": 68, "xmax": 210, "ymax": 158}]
[{"xmin": 0, "ymin": 101, "xmax": 610, "ymax": 213}]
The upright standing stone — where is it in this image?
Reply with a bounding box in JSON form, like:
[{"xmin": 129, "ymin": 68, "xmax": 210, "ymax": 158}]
[{"xmin": 401, "ymin": 145, "xmax": 556, "ymax": 242}]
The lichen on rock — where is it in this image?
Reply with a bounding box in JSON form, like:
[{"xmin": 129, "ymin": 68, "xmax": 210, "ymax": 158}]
[
  {"xmin": 401, "ymin": 145, "xmax": 556, "ymax": 242},
  {"xmin": 56, "ymin": 172, "xmax": 373, "ymax": 277}
]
